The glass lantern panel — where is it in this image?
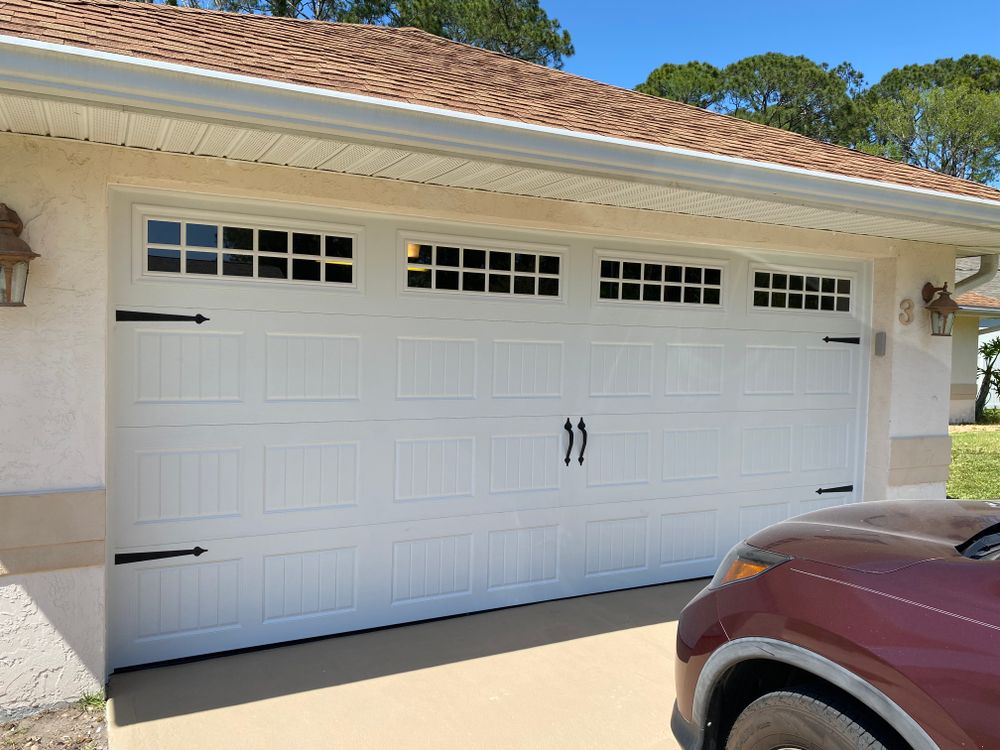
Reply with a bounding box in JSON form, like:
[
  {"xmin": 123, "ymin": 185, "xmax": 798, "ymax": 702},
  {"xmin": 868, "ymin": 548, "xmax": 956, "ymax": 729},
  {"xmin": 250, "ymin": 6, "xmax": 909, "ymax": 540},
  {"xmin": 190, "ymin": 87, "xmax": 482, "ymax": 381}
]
[
  {"xmin": 943, "ymin": 311, "xmax": 956, "ymax": 336},
  {"xmin": 931, "ymin": 310, "xmax": 957, "ymax": 336},
  {"xmin": 0, "ymin": 264, "xmax": 6, "ymax": 304},
  {"xmin": 930, "ymin": 311, "xmax": 944, "ymax": 336},
  {"xmin": 10, "ymin": 260, "xmax": 29, "ymax": 304}
]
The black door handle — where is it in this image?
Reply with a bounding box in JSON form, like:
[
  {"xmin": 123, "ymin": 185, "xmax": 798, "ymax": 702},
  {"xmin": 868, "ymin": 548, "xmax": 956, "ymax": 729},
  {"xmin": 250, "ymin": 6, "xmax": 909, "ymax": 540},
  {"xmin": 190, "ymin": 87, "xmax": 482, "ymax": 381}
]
[
  {"xmin": 563, "ymin": 418, "xmax": 574, "ymax": 466},
  {"xmin": 577, "ymin": 418, "xmax": 588, "ymax": 465}
]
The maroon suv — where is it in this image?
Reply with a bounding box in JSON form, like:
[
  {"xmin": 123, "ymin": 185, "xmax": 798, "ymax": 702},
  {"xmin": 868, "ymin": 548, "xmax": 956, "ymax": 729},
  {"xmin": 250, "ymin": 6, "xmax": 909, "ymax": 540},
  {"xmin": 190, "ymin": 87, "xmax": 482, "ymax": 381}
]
[{"xmin": 671, "ymin": 499, "xmax": 1000, "ymax": 750}]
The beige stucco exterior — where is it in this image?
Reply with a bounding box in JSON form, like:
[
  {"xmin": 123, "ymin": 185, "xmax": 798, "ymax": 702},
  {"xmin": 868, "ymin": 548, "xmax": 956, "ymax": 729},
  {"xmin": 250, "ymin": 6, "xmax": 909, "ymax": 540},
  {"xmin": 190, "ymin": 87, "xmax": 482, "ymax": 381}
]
[
  {"xmin": 950, "ymin": 316, "xmax": 982, "ymax": 424},
  {"xmin": 0, "ymin": 131, "xmax": 961, "ymax": 714}
]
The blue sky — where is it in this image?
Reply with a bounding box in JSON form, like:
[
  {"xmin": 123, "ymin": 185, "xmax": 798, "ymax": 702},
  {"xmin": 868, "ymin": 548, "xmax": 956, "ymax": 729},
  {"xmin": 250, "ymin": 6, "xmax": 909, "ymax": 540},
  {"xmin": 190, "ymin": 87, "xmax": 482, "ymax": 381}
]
[{"xmin": 543, "ymin": 0, "xmax": 1000, "ymax": 89}]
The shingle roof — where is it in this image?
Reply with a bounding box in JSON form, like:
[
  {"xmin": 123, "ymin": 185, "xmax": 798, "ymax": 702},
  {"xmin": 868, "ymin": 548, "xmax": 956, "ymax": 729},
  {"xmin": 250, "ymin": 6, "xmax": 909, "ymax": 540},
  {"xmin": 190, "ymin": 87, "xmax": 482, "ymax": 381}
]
[
  {"xmin": 956, "ymin": 291, "xmax": 1000, "ymax": 310},
  {"xmin": 957, "ymin": 257, "xmax": 1000, "ymax": 309},
  {"xmin": 4, "ymin": 0, "xmax": 1000, "ymax": 204}
]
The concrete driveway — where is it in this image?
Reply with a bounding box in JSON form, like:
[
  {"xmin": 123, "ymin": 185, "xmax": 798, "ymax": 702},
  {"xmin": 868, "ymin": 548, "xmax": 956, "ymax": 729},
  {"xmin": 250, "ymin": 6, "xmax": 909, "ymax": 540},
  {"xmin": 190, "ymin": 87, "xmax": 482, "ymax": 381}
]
[{"xmin": 108, "ymin": 579, "xmax": 704, "ymax": 750}]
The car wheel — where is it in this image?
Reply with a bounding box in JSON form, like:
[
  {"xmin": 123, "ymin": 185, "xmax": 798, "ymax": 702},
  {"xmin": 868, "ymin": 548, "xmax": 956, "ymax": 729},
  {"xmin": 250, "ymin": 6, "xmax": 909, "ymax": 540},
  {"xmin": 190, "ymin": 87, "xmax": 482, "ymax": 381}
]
[{"xmin": 725, "ymin": 689, "xmax": 889, "ymax": 750}]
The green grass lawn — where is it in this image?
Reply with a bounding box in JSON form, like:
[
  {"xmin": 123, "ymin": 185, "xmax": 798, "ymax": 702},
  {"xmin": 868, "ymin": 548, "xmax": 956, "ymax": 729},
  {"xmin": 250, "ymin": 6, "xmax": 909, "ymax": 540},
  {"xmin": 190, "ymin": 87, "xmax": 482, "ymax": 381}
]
[{"xmin": 948, "ymin": 425, "xmax": 1000, "ymax": 499}]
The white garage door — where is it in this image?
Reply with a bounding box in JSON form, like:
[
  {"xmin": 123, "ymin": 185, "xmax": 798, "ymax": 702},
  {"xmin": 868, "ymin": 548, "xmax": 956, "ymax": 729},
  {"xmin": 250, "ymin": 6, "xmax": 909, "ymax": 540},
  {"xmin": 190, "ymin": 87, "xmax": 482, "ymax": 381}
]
[{"xmin": 108, "ymin": 192, "xmax": 869, "ymax": 668}]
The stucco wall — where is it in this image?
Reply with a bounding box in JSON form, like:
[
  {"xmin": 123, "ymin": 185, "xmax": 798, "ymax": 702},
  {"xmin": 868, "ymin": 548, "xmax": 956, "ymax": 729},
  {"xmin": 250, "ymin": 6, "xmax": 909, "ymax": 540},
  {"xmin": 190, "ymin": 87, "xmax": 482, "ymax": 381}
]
[
  {"xmin": 950, "ymin": 316, "xmax": 981, "ymax": 424},
  {"xmin": 0, "ymin": 131, "xmax": 962, "ymax": 710},
  {"xmin": 0, "ymin": 139, "xmax": 108, "ymax": 493},
  {"xmin": 880, "ymin": 243, "xmax": 956, "ymax": 499},
  {"xmin": 0, "ymin": 567, "xmax": 104, "ymax": 719}
]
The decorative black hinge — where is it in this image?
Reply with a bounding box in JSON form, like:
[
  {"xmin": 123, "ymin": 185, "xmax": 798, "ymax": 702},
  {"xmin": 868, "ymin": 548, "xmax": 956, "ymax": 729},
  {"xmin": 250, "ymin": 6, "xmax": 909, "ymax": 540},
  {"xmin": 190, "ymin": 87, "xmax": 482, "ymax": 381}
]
[
  {"xmin": 822, "ymin": 336, "xmax": 860, "ymax": 345},
  {"xmin": 815, "ymin": 485, "xmax": 854, "ymax": 495},
  {"xmin": 116, "ymin": 310, "xmax": 209, "ymax": 325},
  {"xmin": 115, "ymin": 546, "xmax": 208, "ymax": 565}
]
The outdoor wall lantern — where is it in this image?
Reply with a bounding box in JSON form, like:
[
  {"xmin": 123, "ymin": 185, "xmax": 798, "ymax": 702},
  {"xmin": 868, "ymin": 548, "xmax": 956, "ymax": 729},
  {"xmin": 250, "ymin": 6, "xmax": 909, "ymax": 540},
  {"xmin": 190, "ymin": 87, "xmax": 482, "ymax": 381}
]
[
  {"xmin": 0, "ymin": 203, "xmax": 40, "ymax": 307},
  {"xmin": 921, "ymin": 282, "xmax": 960, "ymax": 337}
]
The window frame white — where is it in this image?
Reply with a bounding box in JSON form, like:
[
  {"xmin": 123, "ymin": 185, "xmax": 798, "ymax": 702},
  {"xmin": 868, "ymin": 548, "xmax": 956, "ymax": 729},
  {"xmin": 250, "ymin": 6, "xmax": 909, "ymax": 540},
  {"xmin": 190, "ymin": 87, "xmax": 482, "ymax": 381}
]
[
  {"xmin": 591, "ymin": 249, "xmax": 728, "ymax": 311},
  {"xmin": 746, "ymin": 262, "xmax": 856, "ymax": 317},
  {"xmin": 397, "ymin": 231, "xmax": 568, "ymax": 303},
  {"xmin": 132, "ymin": 204, "xmax": 365, "ymax": 293}
]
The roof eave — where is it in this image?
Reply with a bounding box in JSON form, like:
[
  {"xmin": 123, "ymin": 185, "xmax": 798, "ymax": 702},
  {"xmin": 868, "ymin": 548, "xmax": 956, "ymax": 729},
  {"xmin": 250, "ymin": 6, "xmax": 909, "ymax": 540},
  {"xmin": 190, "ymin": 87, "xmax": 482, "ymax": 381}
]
[
  {"xmin": 959, "ymin": 306, "xmax": 1000, "ymax": 315},
  {"xmin": 3, "ymin": 33, "xmax": 1000, "ymax": 239}
]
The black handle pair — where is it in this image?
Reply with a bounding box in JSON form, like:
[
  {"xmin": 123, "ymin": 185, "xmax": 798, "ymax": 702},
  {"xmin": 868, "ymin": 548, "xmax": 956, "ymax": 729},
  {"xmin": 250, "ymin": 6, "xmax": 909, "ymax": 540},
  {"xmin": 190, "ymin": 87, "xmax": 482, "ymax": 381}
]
[{"xmin": 563, "ymin": 418, "xmax": 588, "ymax": 466}]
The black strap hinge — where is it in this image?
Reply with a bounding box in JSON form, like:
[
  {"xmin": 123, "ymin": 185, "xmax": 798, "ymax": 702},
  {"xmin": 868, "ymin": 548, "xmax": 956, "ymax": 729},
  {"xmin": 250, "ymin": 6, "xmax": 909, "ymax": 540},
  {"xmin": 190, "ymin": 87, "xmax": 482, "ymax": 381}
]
[
  {"xmin": 816, "ymin": 485, "xmax": 854, "ymax": 495},
  {"xmin": 822, "ymin": 336, "xmax": 860, "ymax": 345},
  {"xmin": 117, "ymin": 310, "xmax": 209, "ymax": 324},
  {"xmin": 115, "ymin": 546, "xmax": 208, "ymax": 565}
]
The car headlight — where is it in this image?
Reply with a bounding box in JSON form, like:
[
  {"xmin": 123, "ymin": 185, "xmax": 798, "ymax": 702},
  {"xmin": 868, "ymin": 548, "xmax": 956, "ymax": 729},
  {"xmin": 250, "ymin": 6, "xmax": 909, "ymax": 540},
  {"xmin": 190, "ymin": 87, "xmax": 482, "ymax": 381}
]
[{"xmin": 708, "ymin": 543, "xmax": 790, "ymax": 589}]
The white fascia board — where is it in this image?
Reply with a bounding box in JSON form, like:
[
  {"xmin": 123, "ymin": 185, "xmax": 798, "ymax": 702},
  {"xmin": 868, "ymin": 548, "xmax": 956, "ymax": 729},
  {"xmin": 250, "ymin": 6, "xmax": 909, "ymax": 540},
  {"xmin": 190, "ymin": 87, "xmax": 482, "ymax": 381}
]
[
  {"xmin": 959, "ymin": 307, "xmax": 1000, "ymax": 316},
  {"xmin": 3, "ymin": 34, "xmax": 1000, "ymax": 237}
]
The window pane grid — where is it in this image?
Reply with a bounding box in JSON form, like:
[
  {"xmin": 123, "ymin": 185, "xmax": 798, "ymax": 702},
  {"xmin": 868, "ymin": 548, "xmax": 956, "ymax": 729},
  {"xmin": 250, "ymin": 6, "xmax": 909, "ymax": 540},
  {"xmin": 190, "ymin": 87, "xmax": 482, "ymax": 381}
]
[
  {"xmin": 144, "ymin": 218, "xmax": 355, "ymax": 286},
  {"xmin": 752, "ymin": 271, "xmax": 851, "ymax": 312},
  {"xmin": 598, "ymin": 257, "xmax": 722, "ymax": 306},
  {"xmin": 406, "ymin": 242, "xmax": 561, "ymax": 298}
]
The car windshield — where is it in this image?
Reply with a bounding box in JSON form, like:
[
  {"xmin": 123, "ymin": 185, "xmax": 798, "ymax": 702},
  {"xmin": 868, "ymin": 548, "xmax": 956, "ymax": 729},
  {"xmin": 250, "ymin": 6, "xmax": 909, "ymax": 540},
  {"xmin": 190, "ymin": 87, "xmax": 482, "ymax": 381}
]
[{"xmin": 957, "ymin": 522, "xmax": 1000, "ymax": 560}]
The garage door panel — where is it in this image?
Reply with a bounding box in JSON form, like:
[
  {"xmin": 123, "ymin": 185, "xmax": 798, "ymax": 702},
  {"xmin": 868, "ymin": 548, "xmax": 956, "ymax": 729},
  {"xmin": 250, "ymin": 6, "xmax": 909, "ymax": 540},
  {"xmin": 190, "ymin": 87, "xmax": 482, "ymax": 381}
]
[
  {"xmin": 573, "ymin": 410, "xmax": 856, "ymax": 505},
  {"xmin": 115, "ymin": 315, "xmax": 590, "ymax": 428},
  {"xmin": 115, "ymin": 316, "xmax": 861, "ymax": 429},
  {"xmin": 111, "ymin": 493, "xmax": 733, "ymax": 666},
  {"xmin": 109, "ymin": 485, "xmax": 851, "ymax": 667},
  {"xmin": 115, "ymin": 415, "xmax": 590, "ymax": 546}
]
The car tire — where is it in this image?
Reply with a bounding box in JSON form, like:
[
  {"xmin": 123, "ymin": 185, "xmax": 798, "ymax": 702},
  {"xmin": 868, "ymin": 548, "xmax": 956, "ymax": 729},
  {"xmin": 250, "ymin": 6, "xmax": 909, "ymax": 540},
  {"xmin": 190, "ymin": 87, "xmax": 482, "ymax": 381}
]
[{"xmin": 725, "ymin": 689, "xmax": 889, "ymax": 750}]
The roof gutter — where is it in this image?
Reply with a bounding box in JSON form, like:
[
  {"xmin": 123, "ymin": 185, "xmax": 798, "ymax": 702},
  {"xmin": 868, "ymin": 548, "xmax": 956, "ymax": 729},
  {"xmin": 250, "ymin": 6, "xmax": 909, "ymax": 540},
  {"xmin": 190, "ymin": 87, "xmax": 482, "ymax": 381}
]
[
  {"xmin": 956, "ymin": 254, "xmax": 1000, "ymax": 295},
  {"xmin": 2, "ymin": 34, "xmax": 1000, "ymax": 237}
]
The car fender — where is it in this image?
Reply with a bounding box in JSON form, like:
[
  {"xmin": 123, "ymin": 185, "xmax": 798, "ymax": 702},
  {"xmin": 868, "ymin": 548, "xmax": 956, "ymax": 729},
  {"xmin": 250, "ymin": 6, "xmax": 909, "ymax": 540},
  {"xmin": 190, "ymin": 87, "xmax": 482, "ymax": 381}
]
[{"xmin": 692, "ymin": 637, "xmax": 941, "ymax": 750}]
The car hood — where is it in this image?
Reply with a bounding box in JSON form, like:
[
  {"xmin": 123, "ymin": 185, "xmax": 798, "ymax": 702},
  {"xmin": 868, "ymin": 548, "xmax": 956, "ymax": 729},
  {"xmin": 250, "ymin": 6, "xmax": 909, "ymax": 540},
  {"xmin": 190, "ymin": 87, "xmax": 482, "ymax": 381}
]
[{"xmin": 746, "ymin": 499, "xmax": 1000, "ymax": 572}]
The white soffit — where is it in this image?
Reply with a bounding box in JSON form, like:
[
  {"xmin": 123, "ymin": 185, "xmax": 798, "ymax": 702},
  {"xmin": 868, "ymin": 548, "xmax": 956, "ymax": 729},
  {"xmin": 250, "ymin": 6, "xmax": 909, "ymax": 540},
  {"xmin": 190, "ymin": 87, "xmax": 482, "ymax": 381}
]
[{"xmin": 3, "ymin": 90, "xmax": 1000, "ymax": 250}]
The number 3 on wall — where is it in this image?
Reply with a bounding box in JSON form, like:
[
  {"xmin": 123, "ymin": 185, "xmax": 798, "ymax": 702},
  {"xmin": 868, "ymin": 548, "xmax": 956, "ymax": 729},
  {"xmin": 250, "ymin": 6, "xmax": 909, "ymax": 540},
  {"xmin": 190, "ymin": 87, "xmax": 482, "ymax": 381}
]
[{"xmin": 899, "ymin": 298, "xmax": 914, "ymax": 325}]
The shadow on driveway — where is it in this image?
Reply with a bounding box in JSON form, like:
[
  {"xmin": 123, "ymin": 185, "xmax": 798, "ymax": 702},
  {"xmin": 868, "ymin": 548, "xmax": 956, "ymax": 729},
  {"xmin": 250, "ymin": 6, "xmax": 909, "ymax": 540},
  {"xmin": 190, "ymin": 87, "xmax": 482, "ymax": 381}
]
[{"xmin": 109, "ymin": 580, "xmax": 704, "ymax": 749}]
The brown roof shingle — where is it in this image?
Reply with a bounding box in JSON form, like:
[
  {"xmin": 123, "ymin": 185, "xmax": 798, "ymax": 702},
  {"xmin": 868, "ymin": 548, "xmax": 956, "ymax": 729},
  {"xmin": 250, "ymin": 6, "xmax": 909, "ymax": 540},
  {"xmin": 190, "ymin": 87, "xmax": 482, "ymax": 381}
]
[
  {"xmin": 956, "ymin": 291, "xmax": 1000, "ymax": 310},
  {"xmin": 4, "ymin": 0, "xmax": 1000, "ymax": 203}
]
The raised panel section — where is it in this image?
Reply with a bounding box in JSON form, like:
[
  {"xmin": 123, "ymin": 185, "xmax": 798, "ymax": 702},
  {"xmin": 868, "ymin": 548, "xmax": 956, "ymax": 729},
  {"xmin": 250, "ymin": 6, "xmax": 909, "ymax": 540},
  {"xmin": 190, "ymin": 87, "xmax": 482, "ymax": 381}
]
[
  {"xmin": 741, "ymin": 426, "xmax": 792, "ymax": 476},
  {"xmin": 662, "ymin": 429, "xmax": 720, "ymax": 481},
  {"xmin": 744, "ymin": 346, "xmax": 796, "ymax": 395},
  {"xmin": 801, "ymin": 424, "xmax": 850, "ymax": 471},
  {"xmin": 665, "ymin": 344, "xmax": 723, "ymax": 395},
  {"xmin": 136, "ymin": 560, "xmax": 239, "ymax": 639},
  {"xmin": 492, "ymin": 340, "xmax": 563, "ymax": 398},
  {"xmin": 392, "ymin": 534, "xmax": 472, "ymax": 603},
  {"xmin": 805, "ymin": 347, "xmax": 854, "ymax": 395},
  {"xmin": 265, "ymin": 334, "xmax": 360, "ymax": 401},
  {"xmin": 490, "ymin": 435, "xmax": 560, "ymax": 494},
  {"xmin": 587, "ymin": 432, "xmax": 650, "ymax": 487},
  {"xmin": 395, "ymin": 437, "xmax": 475, "ymax": 501},
  {"xmin": 397, "ymin": 337, "xmax": 476, "ymax": 399},
  {"xmin": 136, "ymin": 330, "xmax": 242, "ymax": 402},
  {"xmin": 585, "ymin": 517, "xmax": 648, "ymax": 576},
  {"xmin": 487, "ymin": 525, "xmax": 558, "ymax": 590},
  {"xmin": 589, "ymin": 342, "xmax": 653, "ymax": 397},
  {"xmin": 660, "ymin": 510, "xmax": 717, "ymax": 564},
  {"xmin": 739, "ymin": 502, "xmax": 790, "ymax": 538},
  {"xmin": 263, "ymin": 547, "xmax": 356, "ymax": 622},
  {"xmin": 136, "ymin": 448, "xmax": 240, "ymax": 522},
  {"xmin": 264, "ymin": 442, "xmax": 359, "ymax": 512}
]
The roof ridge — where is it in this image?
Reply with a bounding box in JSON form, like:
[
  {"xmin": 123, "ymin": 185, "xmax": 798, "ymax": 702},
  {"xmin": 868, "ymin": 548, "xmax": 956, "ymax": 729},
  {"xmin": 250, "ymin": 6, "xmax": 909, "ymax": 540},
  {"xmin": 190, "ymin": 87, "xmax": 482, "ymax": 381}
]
[{"xmin": 14, "ymin": 0, "xmax": 378, "ymax": 28}]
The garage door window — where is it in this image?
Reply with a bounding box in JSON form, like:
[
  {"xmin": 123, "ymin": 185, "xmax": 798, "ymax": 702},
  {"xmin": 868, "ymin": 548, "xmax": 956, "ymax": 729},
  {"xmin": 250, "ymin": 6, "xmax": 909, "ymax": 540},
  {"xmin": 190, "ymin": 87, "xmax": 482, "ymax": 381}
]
[
  {"xmin": 752, "ymin": 270, "xmax": 851, "ymax": 312},
  {"xmin": 405, "ymin": 240, "xmax": 561, "ymax": 298},
  {"xmin": 597, "ymin": 255, "xmax": 723, "ymax": 305},
  {"xmin": 145, "ymin": 218, "xmax": 356, "ymax": 286}
]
